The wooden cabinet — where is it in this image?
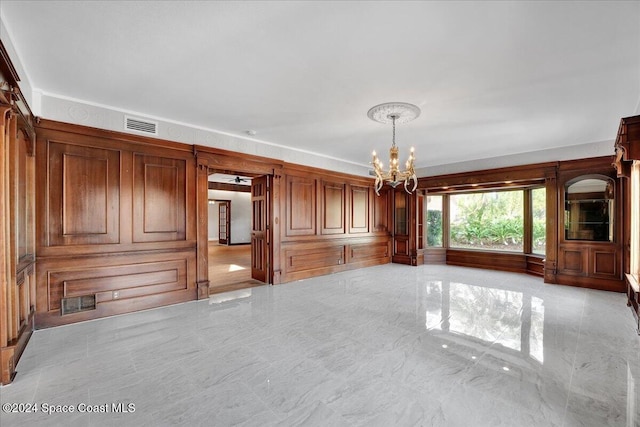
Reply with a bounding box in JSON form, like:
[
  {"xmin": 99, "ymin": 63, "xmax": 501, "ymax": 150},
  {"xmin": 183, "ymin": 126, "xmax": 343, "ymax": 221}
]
[
  {"xmin": 390, "ymin": 188, "xmax": 424, "ymax": 266},
  {"xmin": 0, "ymin": 46, "xmax": 37, "ymax": 384},
  {"xmin": 551, "ymin": 160, "xmax": 625, "ymax": 292}
]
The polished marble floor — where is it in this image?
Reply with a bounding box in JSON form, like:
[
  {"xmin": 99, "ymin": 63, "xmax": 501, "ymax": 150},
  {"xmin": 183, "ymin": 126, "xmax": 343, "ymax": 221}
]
[{"xmin": 1, "ymin": 264, "xmax": 639, "ymax": 426}]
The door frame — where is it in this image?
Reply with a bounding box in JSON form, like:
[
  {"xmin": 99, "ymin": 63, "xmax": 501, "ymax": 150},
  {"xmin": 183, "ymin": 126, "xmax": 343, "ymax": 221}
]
[{"xmin": 194, "ymin": 147, "xmax": 283, "ymax": 298}]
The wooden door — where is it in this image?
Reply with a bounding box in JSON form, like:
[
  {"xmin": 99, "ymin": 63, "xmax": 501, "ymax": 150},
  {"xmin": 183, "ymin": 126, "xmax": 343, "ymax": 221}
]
[
  {"xmin": 251, "ymin": 175, "xmax": 270, "ymax": 283},
  {"xmin": 218, "ymin": 202, "xmax": 229, "ymax": 245}
]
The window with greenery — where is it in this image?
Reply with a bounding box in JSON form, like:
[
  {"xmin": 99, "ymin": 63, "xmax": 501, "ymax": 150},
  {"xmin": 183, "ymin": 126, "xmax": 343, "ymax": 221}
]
[
  {"xmin": 450, "ymin": 190, "xmax": 524, "ymax": 252},
  {"xmin": 426, "ymin": 195, "xmax": 443, "ymax": 247},
  {"xmin": 532, "ymin": 187, "xmax": 546, "ymax": 255}
]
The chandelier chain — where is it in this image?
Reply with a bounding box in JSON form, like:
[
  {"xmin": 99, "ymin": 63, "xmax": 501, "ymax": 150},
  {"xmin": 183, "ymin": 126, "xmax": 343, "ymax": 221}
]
[{"xmin": 392, "ymin": 116, "xmax": 396, "ymax": 147}]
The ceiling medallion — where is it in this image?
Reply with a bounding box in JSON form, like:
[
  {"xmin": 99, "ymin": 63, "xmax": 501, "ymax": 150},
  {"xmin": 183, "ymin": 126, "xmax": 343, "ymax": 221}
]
[{"xmin": 368, "ymin": 102, "xmax": 420, "ymax": 195}]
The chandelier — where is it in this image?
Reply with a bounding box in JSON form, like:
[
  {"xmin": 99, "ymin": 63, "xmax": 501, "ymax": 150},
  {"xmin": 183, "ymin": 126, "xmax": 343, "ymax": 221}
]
[{"xmin": 368, "ymin": 102, "xmax": 420, "ymax": 195}]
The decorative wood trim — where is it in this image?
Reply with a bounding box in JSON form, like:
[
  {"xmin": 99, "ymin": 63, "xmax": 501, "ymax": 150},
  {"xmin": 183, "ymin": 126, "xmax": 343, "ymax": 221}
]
[
  {"xmin": 195, "ymin": 156, "xmax": 210, "ymax": 299},
  {"xmin": 208, "ymin": 181, "xmax": 251, "ymax": 193}
]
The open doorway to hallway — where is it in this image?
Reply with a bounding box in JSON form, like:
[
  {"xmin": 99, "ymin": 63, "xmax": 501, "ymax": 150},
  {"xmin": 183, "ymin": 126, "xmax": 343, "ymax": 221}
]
[{"xmin": 207, "ymin": 172, "xmax": 265, "ymax": 294}]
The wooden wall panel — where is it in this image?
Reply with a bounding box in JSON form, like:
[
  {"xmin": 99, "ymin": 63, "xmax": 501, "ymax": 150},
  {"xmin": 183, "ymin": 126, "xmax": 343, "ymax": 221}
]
[
  {"xmin": 373, "ymin": 189, "xmax": 389, "ymax": 232},
  {"xmin": 280, "ymin": 237, "xmax": 391, "ymax": 282},
  {"xmin": 321, "ymin": 181, "xmax": 345, "ymax": 235},
  {"xmin": 133, "ymin": 154, "xmax": 186, "ymax": 242},
  {"xmin": 45, "ymin": 260, "xmax": 187, "ymax": 312},
  {"xmin": 35, "ymin": 120, "xmax": 197, "ymax": 328},
  {"xmin": 285, "ymin": 246, "xmax": 346, "ymax": 273},
  {"xmin": 36, "ymin": 251, "xmax": 195, "ymax": 328},
  {"xmin": 350, "ymin": 185, "xmax": 369, "ymax": 233},
  {"xmin": 350, "ymin": 241, "xmax": 388, "ymax": 261},
  {"xmin": 558, "ymin": 247, "xmax": 585, "ymax": 275},
  {"xmin": 592, "ymin": 249, "xmax": 617, "ymax": 277},
  {"xmin": 286, "ymin": 175, "xmax": 316, "ymax": 236},
  {"xmin": 447, "ymin": 249, "xmax": 527, "ymax": 274},
  {"xmin": 47, "ymin": 142, "xmax": 120, "ymax": 246}
]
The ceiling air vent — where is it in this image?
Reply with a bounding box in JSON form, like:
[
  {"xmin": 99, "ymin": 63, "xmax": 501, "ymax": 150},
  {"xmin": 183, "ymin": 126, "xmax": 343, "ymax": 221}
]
[{"xmin": 124, "ymin": 116, "xmax": 158, "ymax": 135}]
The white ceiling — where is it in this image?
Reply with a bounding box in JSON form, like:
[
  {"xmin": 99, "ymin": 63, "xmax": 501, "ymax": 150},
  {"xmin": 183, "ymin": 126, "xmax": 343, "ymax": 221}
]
[
  {"xmin": 1, "ymin": 1, "xmax": 639, "ymax": 172},
  {"xmin": 209, "ymin": 173, "xmax": 252, "ymax": 186}
]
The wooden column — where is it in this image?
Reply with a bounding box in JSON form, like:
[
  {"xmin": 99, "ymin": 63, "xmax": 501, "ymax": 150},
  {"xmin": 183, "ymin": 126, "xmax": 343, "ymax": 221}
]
[
  {"xmin": 0, "ymin": 104, "xmax": 12, "ymax": 384},
  {"xmin": 0, "ymin": 99, "xmax": 36, "ymax": 385},
  {"xmin": 543, "ymin": 169, "xmax": 558, "ymax": 283},
  {"xmin": 195, "ymin": 154, "xmax": 210, "ymax": 299}
]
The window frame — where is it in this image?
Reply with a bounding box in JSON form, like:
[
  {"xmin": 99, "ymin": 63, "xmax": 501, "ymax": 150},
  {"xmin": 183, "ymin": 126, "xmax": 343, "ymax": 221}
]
[{"xmin": 424, "ymin": 185, "xmax": 546, "ymax": 256}]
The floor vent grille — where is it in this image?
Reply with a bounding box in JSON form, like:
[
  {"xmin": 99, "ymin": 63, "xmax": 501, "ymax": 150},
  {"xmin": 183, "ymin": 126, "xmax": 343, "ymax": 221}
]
[{"xmin": 61, "ymin": 295, "xmax": 96, "ymax": 315}]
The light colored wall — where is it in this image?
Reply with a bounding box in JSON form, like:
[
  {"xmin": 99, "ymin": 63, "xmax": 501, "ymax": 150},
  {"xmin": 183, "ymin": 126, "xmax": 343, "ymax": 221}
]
[
  {"xmin": 0, "ymin": 14, "xmax": 36, "ymax": 114},
  {"xmin": 416, "ymin": 140, "xmax": 614, "ymax": 177},
  {"xmin": 207, "ymin": 190, "xmax": 251, "ymax": 244},
  {"xmin": 37, "ymin": 94, "xmax": 370, "ymax": 177}
]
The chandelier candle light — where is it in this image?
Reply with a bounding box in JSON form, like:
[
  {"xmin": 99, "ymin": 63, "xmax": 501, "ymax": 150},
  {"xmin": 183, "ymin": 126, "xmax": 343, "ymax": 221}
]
[{"xmin": 368, "ymin": 102, "xmax": 420, "ymax": 195}]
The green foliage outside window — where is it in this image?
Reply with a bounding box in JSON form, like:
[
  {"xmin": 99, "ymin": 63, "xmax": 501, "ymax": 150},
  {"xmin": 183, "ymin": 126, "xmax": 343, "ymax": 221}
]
[
  {"xmin": 427, "ymin": 210, "xmax": 442, "ymax": 246},
  {"xmin": 450, "ymin": 191, "xmax": 524, "ymax": 251}
]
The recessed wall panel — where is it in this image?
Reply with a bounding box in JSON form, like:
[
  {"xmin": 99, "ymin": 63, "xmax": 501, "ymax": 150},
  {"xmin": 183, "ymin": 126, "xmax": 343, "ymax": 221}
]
[
  {"xmin": 350, "ymin": 186, "xmax": 369, "ymax": 233},
  {"xmin": 47, "ymin": 141, "xmax": 120, "ymax": 246},
  {"xmin": 63, "ymin": 154, "xmax": 108, "ymax": 235},
  {"xmin": 322, "ymin": 181, "xmax": 344, "ymax": 235},
  {"xmin": 286, "ymin": 176, "xmax": 316, "ymax": 236},
  {"xmin": 133, "ymin": 154, "xmax": 186, "ymax": 242}
]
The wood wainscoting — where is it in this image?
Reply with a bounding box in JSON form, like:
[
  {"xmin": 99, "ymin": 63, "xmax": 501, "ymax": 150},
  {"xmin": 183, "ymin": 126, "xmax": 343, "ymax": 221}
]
[
  {"xmin": 277, "ymin": 166, "xmax": 391, "ymax": 283},
  {"xmin": 35, "ymin": 120, "xmax": 198, "ymax": 327}
]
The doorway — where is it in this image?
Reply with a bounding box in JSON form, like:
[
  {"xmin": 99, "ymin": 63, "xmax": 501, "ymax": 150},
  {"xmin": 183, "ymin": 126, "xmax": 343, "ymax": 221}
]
[{"xmin": 207, "ymin": 172, "xmax": 270, "ymax": 293}]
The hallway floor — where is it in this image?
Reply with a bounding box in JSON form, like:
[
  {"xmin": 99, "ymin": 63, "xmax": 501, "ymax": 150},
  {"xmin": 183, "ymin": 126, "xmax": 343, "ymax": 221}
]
[
  {"xmin": 1, "ymin": 264, "xmax": 638, "ymax": 426},
  {"xmin": 208, "ymin": 242, "xmax": 263, "ymax": 294}
]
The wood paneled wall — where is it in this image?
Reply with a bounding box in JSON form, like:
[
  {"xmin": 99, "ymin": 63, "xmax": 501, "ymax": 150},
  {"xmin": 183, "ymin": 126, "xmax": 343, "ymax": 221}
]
[
  {"xmin": 0, "ymin": 45, "xmax": 37, "ymax": 384},
  {"xmin": 418, "ymin": 157, "xmax": 625, "ymax": 291},
  {"xmin": 35, "ymin": 120, "xmax": 197, "ymax": 327},
  {"xmin": 278, "ymin": 166, "xmax": 391, "ymax": 282}
]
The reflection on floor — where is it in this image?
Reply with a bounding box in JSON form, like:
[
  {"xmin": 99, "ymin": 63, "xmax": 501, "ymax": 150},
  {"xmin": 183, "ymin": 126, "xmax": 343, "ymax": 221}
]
[
  {"xmin": 208, "ymin": 241, "xmax": 263, "ymax": 294},
  {"xmin": 2, "ymin": 264, "xmax": 639, "ymax": 426}
]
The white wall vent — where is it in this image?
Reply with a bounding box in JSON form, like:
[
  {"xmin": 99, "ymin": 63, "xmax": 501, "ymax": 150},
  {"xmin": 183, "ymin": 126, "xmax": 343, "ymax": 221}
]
[{"xmin": 124, "ymin": 116, "xmax": 158, "ymax": 135}]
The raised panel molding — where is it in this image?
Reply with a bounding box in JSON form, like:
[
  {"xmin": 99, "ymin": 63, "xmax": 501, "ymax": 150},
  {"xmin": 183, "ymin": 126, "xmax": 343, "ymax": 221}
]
[
  {"xmin": 133, "ymin": 154, "xmax": 187, "ymax": 242},
  {"xmin": 322, "ymin": 181, "xmax": 345, "ymax": 235},
  {"xmin": 47, "ymin": 141, "xmax": 120, "ymax": 246},
  {"xmin": 350, "ymin": 185, "xmax": 369, "ymax": 233},
  {"xmin": 143, "ymin": 163, "xmax": 179, "ymax": 233},
  {"xmin": 394, "ymin": 238, "xmax": 410, "ymax": 256},
  {"xmin": 63, "ymin": 153, "xmax": 108, "ymax": 235},
  {"xmin": 286, "ymin": 175, "xmax": 316, "ymax": 236},
  {"xmin": 350, "ymin": 242, "xmax": 388, "ymax": 261},
  {"xmin": 592, "ymin": 249, "xmax": 617, "ymax": 277},
  {"xmin": 560, "ymin": 248, "xmax": 585, "ymax": 274},
  {"xmin": 373, "ymin": 190, "xmax": 389, "ymax": 232},
  {"xmin": 36, "ymin": 252, "xmax": 196, "ymax": 327},
  {"xmin": 286, "ymin": 246, "xmax": 345, "ymax": 272}
]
